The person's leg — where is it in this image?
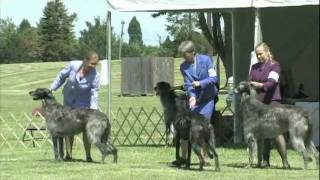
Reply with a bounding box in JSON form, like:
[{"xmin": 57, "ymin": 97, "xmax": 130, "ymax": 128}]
[
  {"xmin": 83, "ymin": 132, "xmax": 92, "ymax": 162},
  {"xmin": 262, "ymin": 138, "xmax": 271, "ymax": 167}
]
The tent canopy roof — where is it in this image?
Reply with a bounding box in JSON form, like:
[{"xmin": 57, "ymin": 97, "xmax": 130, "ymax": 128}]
[{"xmin": 107, "ymin": 0, "xmax": 319, "ymax": 12}]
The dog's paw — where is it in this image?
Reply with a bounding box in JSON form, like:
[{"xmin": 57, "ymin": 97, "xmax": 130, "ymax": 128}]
[{"xmin": 86, "ymin": 157, "xmax": 93, "ymax": 162}]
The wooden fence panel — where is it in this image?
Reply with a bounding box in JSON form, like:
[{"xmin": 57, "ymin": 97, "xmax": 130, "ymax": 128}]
[
  {"xmin": 121, "ymin": 57, "xmax": 174, "ymax": 95},
  {"xmin": 151, "ymin": 57, "xmax": 174, "ymax": 87}
]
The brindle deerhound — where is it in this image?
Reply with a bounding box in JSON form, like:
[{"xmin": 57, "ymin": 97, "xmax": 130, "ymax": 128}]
[
  {"xmin": 154, "ymin": 81, "xmax": 220, "ymax": 170},
  {"xmin": 234, "ymin": 81, "xmax": 319, "ymax": 169},
  {"xmin": 29, "ymin": 88, "xmax": 117, "ymax": 163}
]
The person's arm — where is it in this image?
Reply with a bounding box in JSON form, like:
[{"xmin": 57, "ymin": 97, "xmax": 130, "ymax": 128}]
[
  {"xmin": 180, "ymin": 66, "xmax": 197, "ymax": 109},
  {"xmin": 251, "ymin": 63, "xmax": 280, "ymax": 90},
  {"xmin": 261, "ymin": 63, "xmax": 280, "ymax": 91},
  {"xmin": 50, "ymin": 62, "xmax": 72, "ymax": 91},
  {"xmin": 198, "ymin": 57, "xmax": 218, "ymax": 88},
  {"xmin": 180, "ymin": 68, "xmax": 196, "ymax": 98},
  {"xmin": 90, "ymin": 73, "xmax": 100, "ymax": 110}
]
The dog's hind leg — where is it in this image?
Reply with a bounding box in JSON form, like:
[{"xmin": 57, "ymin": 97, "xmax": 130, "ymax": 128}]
[
  {"xmin": 94, "ymin": 140, "xmax": 117, "ymax": 163},
  {"xmin": 208, "ymin": 141, "xmax": 220, "ymax": 171},
  {"xmin": 192, "ymin": 143, "xmax": 205, "ymax": 170},
  {"xmin": 291, "ymin": 137, "xmax": 309, "ymax": 169},
  {"xmin": 207, "ymin": 124, "xmax": 220, "ymax": 171},
  {"xmin": 306, "ymin": 141, "xmax": 319, "ymax": 168}
]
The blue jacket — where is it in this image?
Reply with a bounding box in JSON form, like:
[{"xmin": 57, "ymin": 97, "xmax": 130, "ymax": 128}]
[
  {"xmin": 50, "ymin": 61, "xmax": 100, "ymax": 109},
  {"xmin": 180, "ymin": 54, "xmax": 219, "ymax": 103}
]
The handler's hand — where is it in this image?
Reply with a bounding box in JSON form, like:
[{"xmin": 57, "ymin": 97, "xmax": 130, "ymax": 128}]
[
  {"xmin": 250, "ymin": 81, "xmax": 263, "ymax": 88},
  {"xmin": 192, "ymin": 81, "xmax": 201, "ymax": 88},
  {"xmin": 189, "ymin": 96, "xmax": 196, "ymax": 109}
]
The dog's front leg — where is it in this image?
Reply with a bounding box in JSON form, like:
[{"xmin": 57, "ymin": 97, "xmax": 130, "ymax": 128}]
[
  {"xmin": 247, "ymin": 136, "xmax": 255, "ymax": 168},
  {"xmin": 186, "ymin": 140, "xmax": 192, "ymax": 169},
  {"xmin": 175, "ymin": 132, "xmax": 181, "ymax": 162},
  {"xmin": 52, "ymin": 136, "xmax": 64, "ymax": 161}
]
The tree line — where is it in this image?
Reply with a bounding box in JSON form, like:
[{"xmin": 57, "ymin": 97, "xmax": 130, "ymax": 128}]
[{"xmin": 0, "ymin": 0, "xmax": 213, "ymax": 64}]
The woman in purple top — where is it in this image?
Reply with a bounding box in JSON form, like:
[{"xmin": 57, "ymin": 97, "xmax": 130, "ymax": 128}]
[{"xmin": 249, "ymin": 42, "xmax": 288, "ymax": 168}]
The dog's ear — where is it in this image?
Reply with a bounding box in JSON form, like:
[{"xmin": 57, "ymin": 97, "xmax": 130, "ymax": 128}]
[{"xmin": 45, "ymin": 89, "xmax": 54, "ymax": 99}]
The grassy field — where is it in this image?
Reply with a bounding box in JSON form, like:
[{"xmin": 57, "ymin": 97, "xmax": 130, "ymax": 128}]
[{"xmin": 0, "ymin": 60, "xmax": 319, "ymax": 180}]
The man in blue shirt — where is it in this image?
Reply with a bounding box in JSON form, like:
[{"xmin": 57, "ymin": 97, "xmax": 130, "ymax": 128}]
[{"xmin": 50, "ymin": 51, "xmax": 100, "ymax": 161}]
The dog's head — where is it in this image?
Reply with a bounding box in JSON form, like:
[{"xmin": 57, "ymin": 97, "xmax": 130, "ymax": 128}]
[
  {"xmin": 175, "ymin": 94, "xmax": 188, "ymax": 111},
  {"xmin": 234, "ymin": 81, "xmax": 256, "ymax": 100},
  {"xmin": 29, "ymin": 88, "xmax": 54, "ymax": 100},
  {"xmin": 234, "ymin": 81, "xmax": 251, "ymax": 95},
  {"xmin": 154, "ymin": 81, "xmax": 171, "ymax": 96}
]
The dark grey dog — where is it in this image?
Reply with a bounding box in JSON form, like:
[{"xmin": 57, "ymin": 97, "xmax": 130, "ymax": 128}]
[
  {"xmin": 154, "ymin": 81, "xmax": 219, "ymax": 170},
  {"xmin": 234, "ymin": 81, "xmax": 319, "ymax": 169},
  {"xmin": 154, "ymin": 81, "xmax": 177, "ymax": 145},
  {"xmin": 175, "ymin": 95, "xmax": 220, "ymax": 171},
  {"xmin": 29, "ymin": 88, "xmax": 117, "ymax": 163}
]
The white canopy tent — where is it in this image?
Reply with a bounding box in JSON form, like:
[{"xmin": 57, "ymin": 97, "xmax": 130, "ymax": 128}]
[
  {"xmin": 107, "ymin": 0, "xmax": 318, "ymax": 11},
  {"xmin": 105, "ymin": 0, "xmax": 319, "ymax": 143}
]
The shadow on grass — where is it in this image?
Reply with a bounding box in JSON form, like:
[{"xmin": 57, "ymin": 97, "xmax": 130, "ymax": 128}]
[
  {"xmin": 159, "ymin": 161, "xmax": 219, "ymax": 172},
  {"xmin": 36, "ymin": 158, "xmax": 101, "ymax": 164},
  {"xmin": 217, "ymin": 143, "xmax": 247, "ymax": 149},
  {"xmin": 225, "ymin": 163, "xmax": 303, "ymax": 170}
]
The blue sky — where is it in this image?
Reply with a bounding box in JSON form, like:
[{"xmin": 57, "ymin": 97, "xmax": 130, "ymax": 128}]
[{"xmin": 1, "ymin": 0, "xmax": 169, "ymax": 46}]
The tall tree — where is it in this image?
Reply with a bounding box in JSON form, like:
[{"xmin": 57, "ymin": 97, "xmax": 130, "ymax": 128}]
[
  {"xmin": 0, "ymin": 18, "xmax": 18, "ymax": 63},
  {"xmin": 79, "ymin": 17, "xmax": 107, "ymax": 59},
  {"xmin": 38, "ymin": 0, "xmax": 77, "ymax": 61},
  {"xmin": 0, "ymin": 18, "xmax": 40, "ymax": 63},
  {"xmin": 152, "ymin": 12, "xmax": 210, "ymax": 57},
  {"xmin": 198, "ymin": 12, "xmax": 233, "ymax": 87},
  {"xmin": 78, "ymin": 17, "xmax": 122, "ymax": 60},
  {"xmin": 127, "ymin": 16, "xmax": 143, "ymax": 57},
  {"xmin": 18, "ymin": 19, "xmax": 31, "ymax": 32}
]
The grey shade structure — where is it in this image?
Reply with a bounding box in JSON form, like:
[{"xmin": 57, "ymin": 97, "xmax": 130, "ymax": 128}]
[{"xmin": 105, "ymin": 0, "xmax": 319, "ymax": 143}]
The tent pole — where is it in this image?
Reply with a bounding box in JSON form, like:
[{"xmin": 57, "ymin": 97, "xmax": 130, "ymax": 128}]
[
  {"xmin": 231, "ymin": 9, "xmax": 242, "ymax": 144},
  {"xmin": 106, "ymin": 11, "xmax": 112, "ymax": 121}
]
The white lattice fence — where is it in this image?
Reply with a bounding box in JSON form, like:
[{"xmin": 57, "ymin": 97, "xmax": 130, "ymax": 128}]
[
  {"xmin": 0, "ymin": 107, "xmax": 166, "ymax": 150},
  {"xmin": 111, "ymin": 107, "xmax": 166, "ymax": 146}
]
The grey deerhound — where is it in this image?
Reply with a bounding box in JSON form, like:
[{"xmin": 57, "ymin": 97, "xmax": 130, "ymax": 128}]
[
  {"xmin": 234, "ymin": 81, "xmax": 318, "ymax": 169},
  {"xmin": 29, "ymin": 88, "xmax": 117, "ymax": 163},
  {"xmin": 154, "ymin": 81, "xmax": 220, "ymax": 170}
]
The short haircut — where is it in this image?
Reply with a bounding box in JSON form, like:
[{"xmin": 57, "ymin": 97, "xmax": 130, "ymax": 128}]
[{"xmin": 178, "ymin": 40, "xmax": 195, "ymax": 54}]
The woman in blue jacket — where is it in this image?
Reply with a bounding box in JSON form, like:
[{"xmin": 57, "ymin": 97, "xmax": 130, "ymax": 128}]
[
  {"xmin": 174, "ymin": 40, "xmax": 219, "ymax": 166},
  {"xmin": 50, "ymin": 51, "xmax": 100, "ymax": 161}
]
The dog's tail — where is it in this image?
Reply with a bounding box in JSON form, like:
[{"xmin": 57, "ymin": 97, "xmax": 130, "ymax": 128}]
[
  {"xmin": 304, "ymin": 113, "xmax": 313, "ymax": 148},
  {"xmin": 102, "ymin": 120, "xmax": 112, "ymax": 143}
]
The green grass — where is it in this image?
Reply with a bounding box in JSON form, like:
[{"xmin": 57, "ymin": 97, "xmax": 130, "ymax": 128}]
[
  {"xmin": 0, "ymin": 60, "xmax": 319, "ymax": 180},
  {"xmin": 0, "ymin": 146, "xmax": 318, "ymax": 180}
]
